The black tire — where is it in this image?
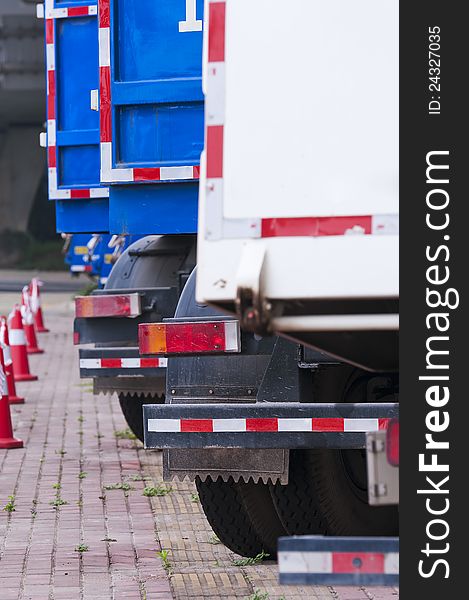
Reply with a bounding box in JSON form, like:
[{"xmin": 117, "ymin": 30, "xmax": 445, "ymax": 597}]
[
  {"xmin": 270, "ymin": 450, "xmax": 327, "ymax": 535},
  {"xmin": 272, "ymin": 448, "xmax": 397, "ymax": 537},
  {"xmin": 118, "ymin": 393, "xmax": 164, "ymax": 443},
  {"xmin": 196, "ymin": 477, "xmax": 265, "ymax": 558},
  {"xmin": 271, "ymin": 366, "xmax": 398, "ymax": 537},
  {"xmin": 235, "ymin": 480, "xmax": 288, "ymax": 558}
]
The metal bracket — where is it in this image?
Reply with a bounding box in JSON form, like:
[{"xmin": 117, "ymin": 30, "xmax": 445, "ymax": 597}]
[
  {"xmin": 235, "ymin": 242, "xmax": 272, "ymax": 333},
  {"xmin": 366, "ymin": 430, "xmax": 399, "ymax": 505}
]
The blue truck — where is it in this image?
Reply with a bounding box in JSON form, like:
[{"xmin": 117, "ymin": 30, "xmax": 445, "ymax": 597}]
[{"xmin": 41, "ymin": 0, "xmax": 398, "ymax": 564}]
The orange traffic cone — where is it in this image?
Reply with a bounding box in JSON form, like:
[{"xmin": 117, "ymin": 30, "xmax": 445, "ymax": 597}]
[
  {"xmin": 0, "ymin": 317, "xmax": 25, "ymax": 405},
  {"xmin": 21, "ymin": 287, "xmax": 44, "ymax": 355},
  {"xmin": 7, "ymin": 306, "xmax": 38, "ymax": 382},
  {"xmin": 29, "ymin": 278, "xmax": 49, "ymax": 333},
  {"xmin": 0, "ymin": 348, "xmax": 23, "ymax": 449}
]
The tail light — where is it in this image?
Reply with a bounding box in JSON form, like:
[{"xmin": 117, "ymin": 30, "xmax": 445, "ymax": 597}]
[
  {"xmin": 139, "ymin": 320, "xmax": 241, "ymax": 355},
  {"xmin": 75, "ymin": 293, "xmax": 141, "ymax": 318},
  {"xmin": 386, "ymin": 418, "xmax": 399, "ymax": 466}
]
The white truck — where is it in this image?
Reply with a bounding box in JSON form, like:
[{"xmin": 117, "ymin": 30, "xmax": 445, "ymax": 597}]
[{"xmin": 141, "ymin": 0, "xmax": 399, "ymax": 585}]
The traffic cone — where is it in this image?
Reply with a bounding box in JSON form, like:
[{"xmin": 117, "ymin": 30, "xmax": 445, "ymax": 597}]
[
  {"xmin": 0, "ymin": 347, "xmax": 23, "ymax": 449},
  {"xmin": 29, "ymin": 278, "xmax": 49, "ymax": 333},
  {"xmin": 7, "ymin": 306, "xmax": 38, "ymax": 382},
  {"xmin": 21, "ymin": 287, "xmax": 44, "ymax": 355},
  {"xmin": 0, "ymin": 317, "xmax": 25, "ymax": 405}
]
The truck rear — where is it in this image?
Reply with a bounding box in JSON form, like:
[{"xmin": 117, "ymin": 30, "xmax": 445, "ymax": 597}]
[{"xmin": 140, "ymin": 0, "xmax": 399, "ymax": 577}]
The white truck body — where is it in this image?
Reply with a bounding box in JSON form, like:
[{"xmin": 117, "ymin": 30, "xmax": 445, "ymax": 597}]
[{"xmin": 197, "ymin": 0, "xmax": 398, "ymax": 320}]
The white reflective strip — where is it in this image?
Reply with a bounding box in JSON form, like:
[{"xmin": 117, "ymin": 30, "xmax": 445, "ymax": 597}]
[
  {"xmin": 98, "ymin": 27, "xmax": 110, "ymax": 67},
  {"xmin": 89, "ymin": 187, "xmax": 110, "ymax": 198},
  {"xmin": 0, "ymin": 365, "xmax": 8, "ymax": 396},
  {"xmin": 46, "ymin": 44, "xmax": 55, "ymax": 71},
  {"xmin": 100, "ymin": 142, "xmax": 134, "ymax": 182},
  {"xmin": 48, "ymin": 167, "xmax": 58, "ymax": 192},
  {"xmin": 278, "ymin": 551, "xmax": 333, "ymax": 574},
  {"xmin": 223, "ymin": 321, "xmax": 240, "ymax": 352},
  {"xmin": 384, "ymin": 552, "xmax": 399, "ymax": 575},
  {"xmin": 277, "ymin": 418, "xmax": 312, "ymax": 432},
  {"xmin": 47, "ymin": 119, "xmax": 56, "ymax": 146},
  {"xmin": 79, "ymin": 358, "xmax": 101, "ymax": 369},
  {"xmin": 0, "ymin": 342, "xmax": 12, "ymax": 367},
  {"xmin": 129, "ymin": 294, "xmax": 141, "ymax": 316},
  {"xmin": 9, "ymin": 329, "xmax": 26, "ymax": 346},
  {"xmin": 372, "ymin": 214, "xmax": 399, "ymax": 235},
  {"xmin": 213, "ymin": 419, "xmax": 246, "ymax": 432},
  {"xmin": 51, "ymin": 188, "xmax": 72, "ymax": 199},
  {"xmin": 71, "ymin": 265, "xmax": 86, "ymax": 272},
  {"xmin": 160, "ymin": 166, "xmax": 195, "ymax": 180},
  {"xmin": 48, "ymin": 8, "xmax": 67, "ymax": 18},
  {"xmin": 37, "ymin": 4, "xmax": 45, "ymax": 19},
  {"xmin": 121, "ymin": 358, "xmax": 141, "ymax": 368},
  {"xmin": 344, "ymin": 418, "xmax": 379, "ymax": 432},
  {"xmin": 99, "ymin": 278, "xmax": 108, "ymax": 285},
  {"xmin": 148, "ymin": 419, "xmax": 181, "ymax": 433},
  {"xmin": 100, "ymin": 142, "xmax": 113, "ymax": 181},
  {"xmin": 206, "ymin": 62, "xmax": 225, "ymax": 126},
  {"xmin": 158, "ymin": 358, "xmax": 168, "ymax": 367},
  {"xmin": 88, "ymin": 6, "xmax": 98, "ymax": 16}
]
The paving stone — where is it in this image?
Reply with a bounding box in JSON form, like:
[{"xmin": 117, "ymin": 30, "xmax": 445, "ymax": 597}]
[{"xmin": 0, "ymin": 295, "xmax": 399, "ymax": 600}]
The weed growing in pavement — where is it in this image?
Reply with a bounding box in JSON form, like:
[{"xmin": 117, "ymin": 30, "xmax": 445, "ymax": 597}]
[
  {"xmin": 52, "ymin": 483, "xmax": 61, "ymax": 490},
  {"xmin": 246, "ymin": 592, "xmax": 270, "ymax": 600},
  {"xmin": 142, "ymin": 485, "xmax": 172, "ymax": 497},
  {"xmin": 50, "ymin": 497, "xmax": 68, "ymax": 508},
  {"xmin": 78, "ymin": 471, "xmax": 87, "ymax": 479},
  {"xmin": 208, "ymin": 534, "xmax": 221, "ymax": 545},
  {"xmin": 190, "ymin": 493, "xmax": 199, "ymax": 503},
  {"xmin": 75, "ymin": 544, "xmax": 89, "ymax": 553},
  {"xmin": 157, "ymin": 549, "xmax": 173, "ymax": 574},
  {"xmin": 114, "ymin": 428, "xmax": 137, "ymax": 440},
  {"xmin": 103, "ymin": 482, "xmax": 134, "ymax": 491},
  {"xmin": 77, "ymin": 415, "xmax": 84, "ymax": 423},
  {"xmin": 232, "ymin": 551, "xmax": 270, "ymax": 567},
  {"xmin": 3, "ymin": 495, "xmax": 16, "ymax": 513},
  {"xmin": 128, "ymin": 474, "xmax": 151, "ymax": 482}
]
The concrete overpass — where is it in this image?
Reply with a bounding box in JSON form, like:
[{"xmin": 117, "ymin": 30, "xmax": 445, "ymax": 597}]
[{"xmin": 0, "ymin": 0, "xmax": 46, "ymax": 233}]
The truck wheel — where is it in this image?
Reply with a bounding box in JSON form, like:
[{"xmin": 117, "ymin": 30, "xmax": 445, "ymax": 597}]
[
  {"xmin": 196, "ymin": 477, "xmax": 265, "ymax": 557},
  {"xmin": 235, "ymin": 479, "xmax": 288, "ymax": 558},
  {"xmin": 272, "ymin": 366, "xmax": 398, "ymax": 536},
  {"xmin": 270, "ymin": 450, "xmax": 327, "ymax": 535},
  {"xmin": 118, "ymin": 393, "xmax": 164, "ymax": 443},
  {"xmin": 272, "ymin": 448, "xmax": 397, "ymax": 536}
]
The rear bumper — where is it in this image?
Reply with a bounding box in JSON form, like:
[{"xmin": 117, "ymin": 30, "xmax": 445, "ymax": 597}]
[
  {"xmin": 79, "ymin": 347, "xmax": 167, "ymax": 378},
  {"xmin": 143, "ymin": 401, "xmax": 399, "ymax": 450}
]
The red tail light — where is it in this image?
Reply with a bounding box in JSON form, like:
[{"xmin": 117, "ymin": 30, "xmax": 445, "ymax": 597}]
[
  {"xmin": 75, "ymin": 293, "xmax": 141, "ymax": 318},
  {"xmin": 386, "ymin": 418, "xmax": 399, "ymax": 466},
  {"xmin": 139, "ymin": 320, "xmax": 241, "ymax": 355}
]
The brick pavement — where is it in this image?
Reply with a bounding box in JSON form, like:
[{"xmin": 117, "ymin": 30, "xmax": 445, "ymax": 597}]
[{"xmin": 0, "ymin": 294, "xmax": 399, "ymax": 600}]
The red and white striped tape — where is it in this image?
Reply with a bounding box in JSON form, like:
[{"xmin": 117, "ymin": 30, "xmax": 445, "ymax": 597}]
[
  {"xmin": 80, "ymin": 357, "xmax": 167, "ymax": 370},
  {"xmin": 278, "ymin": 550, "xmax": 398, "ymax": 575},
  {"xmin": 71, "ymin": 265, "xmax": 93, "ymax": 273},
  {"xmin": 43, "ymin": 1, "xmax": 109, "ymax": 200},
  {"xmin": 44, "ymin": 0, "xmax": 97, "ymax": 19},
  {"xmin": 148, "ymin": 417, "xmax": 390, "ymax": 433},
  {"xmin": 98, "ymin": 0, "xmax": 200, "ymax": 184},
  {"xmin": 204, "ymin": 0, "xmax": 398, "ymax": 241}
]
